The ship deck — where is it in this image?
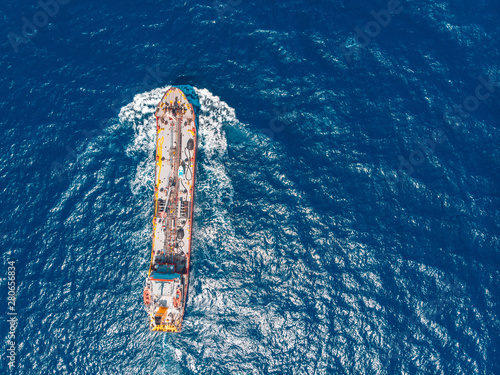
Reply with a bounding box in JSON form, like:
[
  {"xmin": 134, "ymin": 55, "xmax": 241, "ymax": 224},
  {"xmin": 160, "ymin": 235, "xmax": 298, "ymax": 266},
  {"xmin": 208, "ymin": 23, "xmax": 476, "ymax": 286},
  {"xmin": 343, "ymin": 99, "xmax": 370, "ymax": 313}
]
[{"xmin": 145, "ymin": 87, "xmax": 197, "ymax": 332}]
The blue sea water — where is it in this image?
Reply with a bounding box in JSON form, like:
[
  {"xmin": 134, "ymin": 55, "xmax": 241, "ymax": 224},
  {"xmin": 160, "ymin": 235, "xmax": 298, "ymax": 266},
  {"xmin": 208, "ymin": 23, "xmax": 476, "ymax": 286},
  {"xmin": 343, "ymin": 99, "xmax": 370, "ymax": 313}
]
[{"xmin": 0, "ymin": 0, "xmax": 499, "ymax": 374}]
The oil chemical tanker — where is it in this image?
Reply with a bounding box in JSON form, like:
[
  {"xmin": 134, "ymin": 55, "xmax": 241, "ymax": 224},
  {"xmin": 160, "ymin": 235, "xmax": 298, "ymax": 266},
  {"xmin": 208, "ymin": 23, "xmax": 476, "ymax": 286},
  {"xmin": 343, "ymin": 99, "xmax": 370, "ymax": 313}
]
[{"xmin": 143, "ymin": 87, "xmax": 197, "ymax": 332}]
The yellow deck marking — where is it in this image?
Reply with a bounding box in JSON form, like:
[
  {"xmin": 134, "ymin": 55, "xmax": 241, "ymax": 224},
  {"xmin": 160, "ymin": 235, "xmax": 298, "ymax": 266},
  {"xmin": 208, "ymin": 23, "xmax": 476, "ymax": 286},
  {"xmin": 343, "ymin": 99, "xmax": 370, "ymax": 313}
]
[{"xmin": 149, "ymin": 136, "xmax": 164, "ymax": 276}]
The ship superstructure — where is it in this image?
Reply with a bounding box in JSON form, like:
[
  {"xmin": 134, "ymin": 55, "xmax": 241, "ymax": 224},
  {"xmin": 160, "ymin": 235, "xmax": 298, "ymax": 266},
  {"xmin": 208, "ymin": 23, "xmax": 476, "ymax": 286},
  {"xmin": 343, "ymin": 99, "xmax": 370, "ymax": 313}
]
[{"xmin": 143, "ymin": 87, "xmax": 197, "ymax": 332}]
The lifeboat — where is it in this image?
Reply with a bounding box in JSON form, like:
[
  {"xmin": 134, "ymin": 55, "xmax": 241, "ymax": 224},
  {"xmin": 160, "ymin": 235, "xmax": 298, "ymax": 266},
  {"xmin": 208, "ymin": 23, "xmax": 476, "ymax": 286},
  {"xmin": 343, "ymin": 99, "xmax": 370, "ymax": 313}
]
[
  {"xmin": 143, "ymin": 288, "xmax": 151, "ymax": 305},
  {"xmin": 173, "ymin": 289, "xmax": 181, "ymax": 308}
]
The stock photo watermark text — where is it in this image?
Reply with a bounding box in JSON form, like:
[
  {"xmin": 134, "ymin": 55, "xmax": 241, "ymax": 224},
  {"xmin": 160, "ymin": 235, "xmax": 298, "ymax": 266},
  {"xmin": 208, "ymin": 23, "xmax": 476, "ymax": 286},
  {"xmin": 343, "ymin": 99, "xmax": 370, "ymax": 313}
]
[
  {"xmin": 340, "ymin": 0, "xmax": 403, "ymax": 63},
  {"xmin": 7, "ymin": 0, "xmax": 71, "ymax": 53},
  {"xmin": 386, "ymin": 74, "xmax": 499, "ymax": 184},
  {"xmin": 213, "ymin": 0, "xmax": 242, "ymax": 19},
  {"xmin": 6, "ymin": 260, "xmax": 17, "ymax": 371}
]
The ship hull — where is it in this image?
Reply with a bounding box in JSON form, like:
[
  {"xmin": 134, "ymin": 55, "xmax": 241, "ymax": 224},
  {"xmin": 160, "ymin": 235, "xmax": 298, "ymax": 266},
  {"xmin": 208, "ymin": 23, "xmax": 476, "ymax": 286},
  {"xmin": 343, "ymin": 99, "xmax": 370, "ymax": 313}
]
[{"xmin": 143, "ymin": 87, "xmax": 197, "ymax": 332}]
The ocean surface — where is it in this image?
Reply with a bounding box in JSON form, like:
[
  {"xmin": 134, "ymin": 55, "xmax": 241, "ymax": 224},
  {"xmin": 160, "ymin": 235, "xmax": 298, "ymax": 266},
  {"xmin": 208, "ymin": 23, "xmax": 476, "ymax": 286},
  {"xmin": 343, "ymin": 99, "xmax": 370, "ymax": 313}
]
[{"xmin": 0, "ymin": 0, "xmax": 499, "ymax": 374}]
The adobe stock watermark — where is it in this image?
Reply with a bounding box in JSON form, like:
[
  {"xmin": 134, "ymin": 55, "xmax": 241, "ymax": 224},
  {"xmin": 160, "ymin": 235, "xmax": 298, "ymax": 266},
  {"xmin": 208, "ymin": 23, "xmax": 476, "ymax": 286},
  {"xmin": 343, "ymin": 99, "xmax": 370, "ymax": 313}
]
[
  {"xmin": 382, "ymin": 279, "xmax": 463, "ymax": 367},
  {"xmin": 7, "ymin": 0, "xmax": 71, "ymax": 53},
  {"xmin": 51, "ymin": 65, "xmax": 180, "ymax": 182},
  {"xmin": 213, "ymin": 0, "xmax": 242, "ymax": 19},
  {"xmin": 340, "ymin": 0, "xmax": 403, "ymax": 63},
  {"xmin": 386, "ymin": 74, "xmax": 499, "ymax": 185},
  {"xmin": 261, "ymin": 106, "xmax": 291, "ymax": 141},
  {"xmin": 6, "ymin": 260, "xmax": 17, "ymax": 371},
  {"xmin": 236, "ymin": 105, "xmax": 291, "ymax": 164}
]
